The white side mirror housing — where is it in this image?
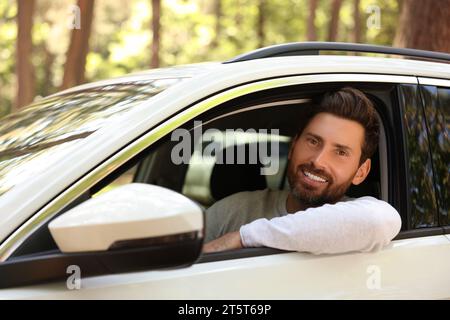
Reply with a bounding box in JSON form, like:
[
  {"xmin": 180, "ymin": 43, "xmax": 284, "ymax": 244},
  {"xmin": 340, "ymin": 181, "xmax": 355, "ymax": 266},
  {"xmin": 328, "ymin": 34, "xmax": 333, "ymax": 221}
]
[{"xmin": 48, "ymin": 183, "xmax": 203, "ymax": 253}]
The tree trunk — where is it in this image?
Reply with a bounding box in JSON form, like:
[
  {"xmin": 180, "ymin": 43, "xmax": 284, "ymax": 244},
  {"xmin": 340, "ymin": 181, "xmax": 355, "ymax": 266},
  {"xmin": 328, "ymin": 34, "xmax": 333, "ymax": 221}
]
[
  {"xmin": 307, "ymin": 0, "xmax": 318, "ymax": 41},
  {"xmin": 327, "ymin": 0, "xmax": 342, "ymax": 42},
  {"xmin": 151, "ymin": 0, "xmax": 161, "ymax": 69},
  {"xmin": 42, "ymin": 46, "xmax": 55, "ymax": 97},
  {"xmin": 394, "ymin": 0, "xmax": 450, "ymax": 53},
  {"xmin": 15, "ymin": 0, "xmax": 36, "ymax": 110},
  {"xmin": 353, "ymin": 0, "xmax": 361, "ymax": 43},
  {"xmin": 210, "ymin": 0, "xmax": 222, "ymax": 49},
  {"xmin": 257, "ymin": 0, "xmax": 266, "ymax": 48},
  {"xmin": 61, "ymin": 0, "xmax": 95, "ymax": 90}
]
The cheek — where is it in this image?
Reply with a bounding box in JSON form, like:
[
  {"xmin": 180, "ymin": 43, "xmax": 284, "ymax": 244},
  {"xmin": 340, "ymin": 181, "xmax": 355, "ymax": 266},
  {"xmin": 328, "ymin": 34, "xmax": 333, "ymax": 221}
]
[
  {"xmin": 333, "ymin": 161, "xmax": 359, "ymax": 183},
  {"xmin": 290, "ymin": 141, "xmax": 311, "ymax": 163}
]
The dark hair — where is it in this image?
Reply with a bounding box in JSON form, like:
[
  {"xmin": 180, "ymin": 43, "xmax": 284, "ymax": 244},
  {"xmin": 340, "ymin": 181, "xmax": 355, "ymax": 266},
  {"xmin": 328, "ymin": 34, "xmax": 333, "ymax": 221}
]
[{"xmin": 297, "ymin": 87, "xmax": 380, "ymax": 164}]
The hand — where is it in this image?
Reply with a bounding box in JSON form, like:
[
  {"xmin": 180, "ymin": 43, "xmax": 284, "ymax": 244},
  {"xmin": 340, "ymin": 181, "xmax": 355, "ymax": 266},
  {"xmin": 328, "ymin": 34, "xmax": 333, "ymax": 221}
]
[{"xmin": 202, "ymin": 231, "xmax": 243, "ymax": 253}]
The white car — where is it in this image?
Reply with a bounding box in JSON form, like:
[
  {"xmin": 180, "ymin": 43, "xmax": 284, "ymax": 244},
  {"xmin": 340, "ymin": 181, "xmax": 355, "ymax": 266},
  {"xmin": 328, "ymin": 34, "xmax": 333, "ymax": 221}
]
[{"xmin": 0, "ymin": 42, "xmax": 449, "ymax": 299}]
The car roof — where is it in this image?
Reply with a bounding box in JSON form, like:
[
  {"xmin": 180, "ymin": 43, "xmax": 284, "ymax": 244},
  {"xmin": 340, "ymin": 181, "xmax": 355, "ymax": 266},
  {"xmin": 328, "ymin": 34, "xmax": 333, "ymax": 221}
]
[
  {"xmin": 52, "ymin": 62, "xmax": 221, "ymax": 97},
  {"xmin": 54, "ymin": 55, "xmax": 450, "ymax": 97}
]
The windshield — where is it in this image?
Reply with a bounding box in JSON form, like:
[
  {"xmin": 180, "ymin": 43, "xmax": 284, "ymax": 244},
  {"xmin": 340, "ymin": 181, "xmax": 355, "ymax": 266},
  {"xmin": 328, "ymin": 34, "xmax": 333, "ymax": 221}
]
[{"xmin": 0, "ymin": 78, "xmax": 185, "ymax": 197}]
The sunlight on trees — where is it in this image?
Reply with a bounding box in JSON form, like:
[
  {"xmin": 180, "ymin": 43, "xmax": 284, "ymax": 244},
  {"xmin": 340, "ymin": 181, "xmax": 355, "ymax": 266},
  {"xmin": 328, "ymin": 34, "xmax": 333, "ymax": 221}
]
[{"xmin": 1, "ymin": 0, "xmax": 448, "ymax": 117}]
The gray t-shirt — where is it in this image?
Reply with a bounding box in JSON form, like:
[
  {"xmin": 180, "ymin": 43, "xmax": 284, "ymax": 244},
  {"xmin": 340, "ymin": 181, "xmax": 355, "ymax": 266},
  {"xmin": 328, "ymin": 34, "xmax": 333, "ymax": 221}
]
[{"xmin": 205, "ymin": 189, "xmax": 289, "ymax": 242}]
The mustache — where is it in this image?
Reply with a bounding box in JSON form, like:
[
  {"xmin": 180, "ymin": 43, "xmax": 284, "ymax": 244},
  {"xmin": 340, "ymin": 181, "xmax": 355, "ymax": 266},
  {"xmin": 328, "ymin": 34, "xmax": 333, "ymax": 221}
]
[{"xmin": 297, "ymin": 163, "xmax": 333, "ymax": 183}]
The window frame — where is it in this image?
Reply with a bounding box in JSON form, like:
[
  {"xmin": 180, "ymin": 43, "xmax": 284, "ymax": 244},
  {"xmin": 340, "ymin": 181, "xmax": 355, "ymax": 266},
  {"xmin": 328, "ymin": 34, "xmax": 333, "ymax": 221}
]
[{"xmin": 0, "ymin": 73, "xmax": 419, "ymax": 263}]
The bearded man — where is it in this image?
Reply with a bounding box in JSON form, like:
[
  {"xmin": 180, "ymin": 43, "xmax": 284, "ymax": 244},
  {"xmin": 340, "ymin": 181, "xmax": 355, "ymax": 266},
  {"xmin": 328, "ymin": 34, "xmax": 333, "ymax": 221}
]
[{"xmin": 203, "ymin": 87, "xmax": 401, "ymax": 254}]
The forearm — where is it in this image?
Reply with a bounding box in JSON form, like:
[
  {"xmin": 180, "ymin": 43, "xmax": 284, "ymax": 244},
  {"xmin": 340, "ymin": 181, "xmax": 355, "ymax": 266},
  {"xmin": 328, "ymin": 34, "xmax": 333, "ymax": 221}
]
[
  {"xmin": 202, "ymin": 231, "xmax": 243, "ymax": 253},
  {"xmin": 240, "ymin": 197, "xmax": 401, "ymax": 254}
]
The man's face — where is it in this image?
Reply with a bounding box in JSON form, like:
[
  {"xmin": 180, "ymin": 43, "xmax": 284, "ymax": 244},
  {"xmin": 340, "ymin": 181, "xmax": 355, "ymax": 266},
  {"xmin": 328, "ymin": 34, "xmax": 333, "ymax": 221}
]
[{"xmin": 287, "ymin": 112, "xmax": 371, "ymax": 207}]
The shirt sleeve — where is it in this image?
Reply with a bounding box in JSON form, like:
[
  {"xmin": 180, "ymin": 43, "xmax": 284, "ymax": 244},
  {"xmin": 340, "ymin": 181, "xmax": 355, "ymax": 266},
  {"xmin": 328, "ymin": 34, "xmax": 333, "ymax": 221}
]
[{"xmin": 239, "ymin": 196, "xmax": 402, "ymax": 255}]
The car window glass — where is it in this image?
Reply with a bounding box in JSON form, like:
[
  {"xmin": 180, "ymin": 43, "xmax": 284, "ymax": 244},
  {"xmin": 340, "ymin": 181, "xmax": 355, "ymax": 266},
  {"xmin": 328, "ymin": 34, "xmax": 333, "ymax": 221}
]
[
  {"xmin": 93, "ymin": 165, "xmax": 138, "ymax": 197},
  {"xmin": 420, "ymin": 85, "xmax": 450, "ymax": 225},
  {"xmin": 399, "ymin": 84, "xmax": 438, "ymax": 228},
  {"xmin": 0, "ymin": 78, "xmax": 183, "ymax": 197}
]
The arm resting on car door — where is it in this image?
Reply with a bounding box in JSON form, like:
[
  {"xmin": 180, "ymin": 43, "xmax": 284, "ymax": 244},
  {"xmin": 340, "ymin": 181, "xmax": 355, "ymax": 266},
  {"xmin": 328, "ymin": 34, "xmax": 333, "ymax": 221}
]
[
  {"xmin": 239, "ymin": 196, "xmax": 401, "ymax": 254},
  {"xmin": 203, "ymin": 197, "xmax": 401, "ymax": 254}
]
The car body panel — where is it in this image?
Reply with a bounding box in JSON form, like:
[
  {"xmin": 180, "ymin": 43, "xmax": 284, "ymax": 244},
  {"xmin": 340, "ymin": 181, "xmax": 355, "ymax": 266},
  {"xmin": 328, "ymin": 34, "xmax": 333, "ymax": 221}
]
[
  {"xmin": 1, "ymin": 235, "xmax": 449, "ymax": 299},
  {"xmin": 50, "ymin": 62, "xmax": 221, "ymax": 97},
  {"xmin": 445, "ymin": 234, "xmax": 450, "ymax": 242},
  {"xmin": 417, "ymin": 77, "xmax": 450, "ymax": 87}
]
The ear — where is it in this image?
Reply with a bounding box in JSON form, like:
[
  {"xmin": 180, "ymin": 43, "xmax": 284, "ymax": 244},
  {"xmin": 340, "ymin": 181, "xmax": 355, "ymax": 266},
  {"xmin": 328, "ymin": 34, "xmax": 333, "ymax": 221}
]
[{"xmin": 352, "ymin": 158, "xmax": 371, "ymax": 185}]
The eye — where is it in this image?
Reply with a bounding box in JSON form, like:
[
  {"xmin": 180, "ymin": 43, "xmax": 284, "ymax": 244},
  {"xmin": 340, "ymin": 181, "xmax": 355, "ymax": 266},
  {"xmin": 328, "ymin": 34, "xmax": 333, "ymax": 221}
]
[
  {"xmin": 337, "ymin": 149, "xmax": 348, "ymax": 157},
  {"xmin": 307, "ymin": 137, "xmax": 318, "ymax": 146}
]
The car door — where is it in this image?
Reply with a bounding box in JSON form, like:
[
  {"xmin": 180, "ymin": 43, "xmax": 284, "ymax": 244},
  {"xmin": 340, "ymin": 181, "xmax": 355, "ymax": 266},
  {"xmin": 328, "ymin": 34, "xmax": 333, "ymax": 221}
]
[{"xmin": 1, "ymin": 73, "xmax": 450, "ymax": 299}]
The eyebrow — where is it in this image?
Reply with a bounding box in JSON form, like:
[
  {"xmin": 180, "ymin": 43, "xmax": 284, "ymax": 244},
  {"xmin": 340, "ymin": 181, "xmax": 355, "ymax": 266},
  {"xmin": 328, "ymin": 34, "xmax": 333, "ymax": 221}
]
[{"xmin": 305, "ymin": 132, "xmax": 353, "ymax": 152}]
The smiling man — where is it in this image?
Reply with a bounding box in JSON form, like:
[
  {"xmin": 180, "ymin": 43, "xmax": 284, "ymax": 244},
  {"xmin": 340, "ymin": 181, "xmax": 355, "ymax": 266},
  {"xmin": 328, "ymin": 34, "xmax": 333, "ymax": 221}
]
[{"xmin": 203, "ymin": 87, "xmax": 401, "ymax": 254}]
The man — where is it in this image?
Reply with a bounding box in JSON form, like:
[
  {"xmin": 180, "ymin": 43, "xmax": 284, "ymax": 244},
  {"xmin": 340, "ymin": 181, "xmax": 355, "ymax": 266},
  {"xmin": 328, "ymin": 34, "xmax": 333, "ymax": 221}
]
[{"xmin": 203, "ymin": 87, "xmax": 401, "ymax": 254}]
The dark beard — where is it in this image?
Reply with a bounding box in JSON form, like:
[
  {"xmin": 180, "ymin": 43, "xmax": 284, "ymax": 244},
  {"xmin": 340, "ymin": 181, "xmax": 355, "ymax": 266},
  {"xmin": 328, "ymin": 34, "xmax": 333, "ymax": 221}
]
[{"xmin": 288, "ymin": 162, "xmax": 355, "ymax": 208}]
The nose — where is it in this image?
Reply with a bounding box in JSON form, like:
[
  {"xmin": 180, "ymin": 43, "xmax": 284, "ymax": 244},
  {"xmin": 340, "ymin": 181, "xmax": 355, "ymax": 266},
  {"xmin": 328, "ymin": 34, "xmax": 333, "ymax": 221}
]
[{"xmin": 311, "ymin": 148, "xmax": 329, "ymax": 170}]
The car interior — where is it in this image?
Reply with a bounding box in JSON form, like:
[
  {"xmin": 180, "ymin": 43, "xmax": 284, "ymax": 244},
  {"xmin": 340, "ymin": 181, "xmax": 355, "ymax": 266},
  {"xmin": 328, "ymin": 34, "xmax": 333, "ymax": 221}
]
[{"xmin": 136, "ymin": 84, "xmax": 388, "ymax": 207}]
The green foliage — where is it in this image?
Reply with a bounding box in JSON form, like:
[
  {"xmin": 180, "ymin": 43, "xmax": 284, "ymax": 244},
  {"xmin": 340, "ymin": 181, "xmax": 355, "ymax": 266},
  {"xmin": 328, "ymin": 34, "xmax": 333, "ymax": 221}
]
[
  {"xmin": 0, "ymin": 0, "xmax": 17, "ymax": 117},
  {"xmin": 0, "ymin": 0, "xmax": 402, "ymax": 117}
]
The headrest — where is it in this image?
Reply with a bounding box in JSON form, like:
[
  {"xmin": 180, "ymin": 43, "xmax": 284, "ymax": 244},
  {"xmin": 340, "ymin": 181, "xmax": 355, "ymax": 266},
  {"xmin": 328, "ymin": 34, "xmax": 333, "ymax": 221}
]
[{"xmin": 210, "ymin": 143, "xmax": 267, "ymax": 201}]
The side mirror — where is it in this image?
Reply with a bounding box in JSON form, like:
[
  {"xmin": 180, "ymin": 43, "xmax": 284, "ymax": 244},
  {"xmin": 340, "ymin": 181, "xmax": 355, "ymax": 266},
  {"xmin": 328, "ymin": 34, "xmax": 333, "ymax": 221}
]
[
  {"xmin": 49, "ymin": 183, "xmax": 203, "ymax": 253},
  {"xmin": 0, "ymin": 184, "xmax": 204, "ymax": 289}
]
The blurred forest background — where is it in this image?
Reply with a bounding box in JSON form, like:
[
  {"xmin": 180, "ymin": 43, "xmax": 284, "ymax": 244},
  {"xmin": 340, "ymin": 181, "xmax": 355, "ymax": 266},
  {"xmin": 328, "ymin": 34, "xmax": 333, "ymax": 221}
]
[{"xmin": 1, "ymin": 0, "xmax": 449, "ymax": 117}]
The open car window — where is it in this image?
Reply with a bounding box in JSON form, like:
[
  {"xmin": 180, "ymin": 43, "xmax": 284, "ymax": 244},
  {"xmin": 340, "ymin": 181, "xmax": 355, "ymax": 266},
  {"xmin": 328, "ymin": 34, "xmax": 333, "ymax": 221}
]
[
  {"xmin": 91, "ymin": 88, "xmax": 390, "ymax": 250},
  {"xmin": 182, "ymin": 129, "xmax": 291, "ymax": 208}
]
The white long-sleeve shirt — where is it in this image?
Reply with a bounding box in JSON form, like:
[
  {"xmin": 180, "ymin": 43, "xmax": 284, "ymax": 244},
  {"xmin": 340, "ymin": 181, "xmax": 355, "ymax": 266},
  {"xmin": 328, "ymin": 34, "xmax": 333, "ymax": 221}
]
[
  {"xmin": 240, "ymin": 194, "xmax": 402, "ymax": 254},
  {"xmin": 205, "ymin": 189, "xmax": 402, "ymax": 254}
]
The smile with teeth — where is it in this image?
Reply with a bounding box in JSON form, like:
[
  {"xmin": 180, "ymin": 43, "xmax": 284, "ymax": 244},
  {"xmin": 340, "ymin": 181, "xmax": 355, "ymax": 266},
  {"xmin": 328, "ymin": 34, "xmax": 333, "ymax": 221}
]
[{"xmin": 303, "ymin": 170, "xmax": 328, "ymax": 183}]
